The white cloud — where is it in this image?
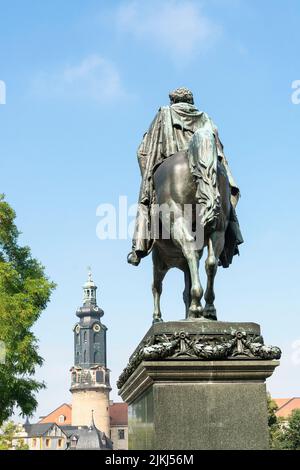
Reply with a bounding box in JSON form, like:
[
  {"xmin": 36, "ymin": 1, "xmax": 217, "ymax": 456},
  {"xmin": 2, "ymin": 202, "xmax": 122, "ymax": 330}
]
[
  {"xmin": 32, "ymin": 54, "xmax": 127, "ymax": 103},
  {"xmin": 116, "ymin": 0, "xmax": 221, "ymax": 63}
]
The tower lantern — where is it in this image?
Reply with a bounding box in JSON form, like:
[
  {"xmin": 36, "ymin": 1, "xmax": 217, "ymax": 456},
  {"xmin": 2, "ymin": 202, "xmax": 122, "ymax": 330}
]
[{"xmin": 83, "ymin": 269, "xmax": 98, "ymax": 307}]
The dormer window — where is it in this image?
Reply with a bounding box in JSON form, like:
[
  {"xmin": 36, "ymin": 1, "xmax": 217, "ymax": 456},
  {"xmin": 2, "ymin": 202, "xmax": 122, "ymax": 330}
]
[{"xmin": 71, "ymin": 435, "xmax": 78, "ymax": 449}]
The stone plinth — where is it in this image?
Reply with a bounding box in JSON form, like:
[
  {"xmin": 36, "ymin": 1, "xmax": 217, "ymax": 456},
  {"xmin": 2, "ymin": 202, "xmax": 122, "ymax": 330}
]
[{"xmin": 118, "ymin": 320, "xmax": 281, "ymax": 450}]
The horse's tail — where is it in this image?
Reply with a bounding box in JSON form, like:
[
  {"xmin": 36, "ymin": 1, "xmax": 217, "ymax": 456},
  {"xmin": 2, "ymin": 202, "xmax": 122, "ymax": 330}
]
[{"xmin": 187, "ymin": 128, "xmax": 221, "ymax": 228}]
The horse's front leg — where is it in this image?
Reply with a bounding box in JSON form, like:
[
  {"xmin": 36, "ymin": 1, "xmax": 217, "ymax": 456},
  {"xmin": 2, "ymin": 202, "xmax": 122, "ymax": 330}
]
[
  {"xmin": 183, "ymin": 268, "xmax": 191, "ymax": 319},
  {"xmin": 152, "ymin": 247, "xmax": 167, "ymax": 323}
]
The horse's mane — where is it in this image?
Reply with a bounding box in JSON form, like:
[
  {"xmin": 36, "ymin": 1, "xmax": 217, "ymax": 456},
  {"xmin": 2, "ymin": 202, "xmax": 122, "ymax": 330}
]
[{"xmin": 187, "ymin": 129, "xmax": 221, "ymax": 228}]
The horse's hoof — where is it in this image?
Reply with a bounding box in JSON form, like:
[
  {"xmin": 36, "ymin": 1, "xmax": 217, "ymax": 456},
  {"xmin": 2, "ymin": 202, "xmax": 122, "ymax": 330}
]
[
  {"xmin": 152, "ymin": 316, "xmax": 163, "ymax": 324},
  {"xmin": 203, "ymin": 304, "xmax": 217, "ymax": 321},
  {"xmin": 196, "ymin": 305, "xmax": 204, "ymax": 317},
  {"xmin": 187, "ymin": 312, "xmax": 197, "ymax": 319},
  {"xmin": 187, "ymin": 308, "xmax": 198, "ymax": 319}
]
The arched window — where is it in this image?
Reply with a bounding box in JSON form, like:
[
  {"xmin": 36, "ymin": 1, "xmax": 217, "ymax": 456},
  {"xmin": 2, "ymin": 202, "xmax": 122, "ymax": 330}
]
[
  {"xmin": 84, "ymin": 331, "xmax": 87, "ymax": 343},
  {"xmin": 96, "ymin": 370, "xmax": 104, "ymax": 382},
  {"xmin": 76, "ymin": 352, "xmax": 79, "ymax": 363},
  {"xmin": 94, "ymin": 351, "xmax": 101, "ymax": 364},
  {"xmin": 84, "ymin": 350, "xmax": 87, "ymax": 363},
  {"xmin": 94, "ymin": 332, "xmax": 100, "ymax": 343}
]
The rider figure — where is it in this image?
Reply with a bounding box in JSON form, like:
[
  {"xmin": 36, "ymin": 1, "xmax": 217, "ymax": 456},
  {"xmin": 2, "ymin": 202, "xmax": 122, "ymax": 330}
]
[{"xmin": 128, "ymin": 87, "xmax": 243, "ymax": 267}]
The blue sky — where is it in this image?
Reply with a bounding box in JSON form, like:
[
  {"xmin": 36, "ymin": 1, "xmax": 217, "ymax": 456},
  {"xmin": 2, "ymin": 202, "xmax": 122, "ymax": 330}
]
[{"xmin": 0, "ymin": 0, "xmax": 299, "ymax": 421}]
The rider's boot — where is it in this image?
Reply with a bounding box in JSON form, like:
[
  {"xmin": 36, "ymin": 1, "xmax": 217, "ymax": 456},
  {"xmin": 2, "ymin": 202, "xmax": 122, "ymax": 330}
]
[{"xmin": 127, "ymin": 251, "xmax": 141, "ymax": 266}]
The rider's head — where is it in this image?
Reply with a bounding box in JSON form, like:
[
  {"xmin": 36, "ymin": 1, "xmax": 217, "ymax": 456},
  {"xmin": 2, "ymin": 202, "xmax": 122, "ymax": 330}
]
[{"xmin": 169, "ymin": 87, "xmax": 194, "ymax": 105}]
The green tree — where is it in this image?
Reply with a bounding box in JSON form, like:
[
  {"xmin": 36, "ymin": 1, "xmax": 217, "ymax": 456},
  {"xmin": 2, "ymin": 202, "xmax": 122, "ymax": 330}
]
[
  {"xmin": 278, "ymin": 409, "xmax": 300, "ymax": 450},
  {"xmin": 0, "ymin": 421, "xmax": 29, "ymax": 450},
  {"xmin": 0, "ymin": 194, "xmax": 55, "ymax": 424},
  {"xmin": 267, "ymin": 393, "xmax": 282, "ymax": 448},
  {"xmin": 267, "ymin": 393, "xmax": 278, "ymax": 428}
]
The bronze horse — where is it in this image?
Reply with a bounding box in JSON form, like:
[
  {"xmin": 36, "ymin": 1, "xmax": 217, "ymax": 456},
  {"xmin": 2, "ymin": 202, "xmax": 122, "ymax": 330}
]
[{"xmin": 151, "ymin": 129, "xmax": 231, "ymax": 322}]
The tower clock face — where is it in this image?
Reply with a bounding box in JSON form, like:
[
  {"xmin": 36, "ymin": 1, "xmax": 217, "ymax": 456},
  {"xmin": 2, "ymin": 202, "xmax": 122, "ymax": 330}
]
[
  {"xmin": 75, "ymin": 325, "xmax": 80, "ymax": 334},
  {"xmin": 93, "ymin": 323, "xmax": 101, "ymax": 332}
]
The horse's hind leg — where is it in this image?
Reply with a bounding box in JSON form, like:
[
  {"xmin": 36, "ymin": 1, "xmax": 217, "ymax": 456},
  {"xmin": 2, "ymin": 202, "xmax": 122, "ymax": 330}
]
[
  {"xmin": 152, "ymin": 246, "xmax": 167, "ymax": 323},
  {"xmin": 173, "ymin": 218, "xmax": 204, "ymax": 319},
  {"xmin": 204, "ymin": 233, "xmax": 225, "ymax": 320}
]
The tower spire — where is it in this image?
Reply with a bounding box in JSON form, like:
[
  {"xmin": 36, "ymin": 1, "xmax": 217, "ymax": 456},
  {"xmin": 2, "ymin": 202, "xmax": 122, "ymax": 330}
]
[{"xmin": 89, "ymin": 409, "xmax": 95, "ymax": 430}]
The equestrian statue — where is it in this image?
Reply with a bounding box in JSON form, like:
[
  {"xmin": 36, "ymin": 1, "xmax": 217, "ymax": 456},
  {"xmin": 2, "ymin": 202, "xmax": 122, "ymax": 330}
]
[{"xmin": 127, "ymin": 87, "xmax": 243, "ymax": 322}]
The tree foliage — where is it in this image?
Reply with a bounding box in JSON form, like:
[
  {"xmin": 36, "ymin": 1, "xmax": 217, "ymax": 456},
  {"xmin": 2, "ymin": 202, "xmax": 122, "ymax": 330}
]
[
  {"xmin": 0, "ymin": 421, "xmax": 29, "ymax": 450},
  {"xmin": 267, "ymin": 393, "xmax": 278, "ymax": 428},
  {"xmin": 0, "ymin": 194, "xmax": 55, "ymax": 424},
  {"xmin": 267, "ymin": 393, "xmax": 300, "ymax": 450},
  {"xmin": 267, "ymin": 393, "xmax": 281, "ymax": 448},
  {"xmin": 275, "ymin": 409, "xmax": 300, "ymax": 450}
]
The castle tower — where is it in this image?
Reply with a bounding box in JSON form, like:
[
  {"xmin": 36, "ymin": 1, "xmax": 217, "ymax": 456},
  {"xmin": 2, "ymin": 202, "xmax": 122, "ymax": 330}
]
[{"xmin": 70, "ymin": 271, "xmax": 111, "ymax": 436}]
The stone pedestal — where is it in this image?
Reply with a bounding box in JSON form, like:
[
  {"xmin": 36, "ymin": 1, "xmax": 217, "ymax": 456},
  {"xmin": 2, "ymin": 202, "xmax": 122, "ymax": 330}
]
[{"xmin": 118, "ymin": 320, "xmax": 281, "ymax": 450}]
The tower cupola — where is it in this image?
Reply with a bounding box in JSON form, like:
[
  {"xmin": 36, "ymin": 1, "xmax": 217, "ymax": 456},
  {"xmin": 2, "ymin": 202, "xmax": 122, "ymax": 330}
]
[{"xmin": 83, "ymin": 270, "xmax": 97, "ymax": 307}]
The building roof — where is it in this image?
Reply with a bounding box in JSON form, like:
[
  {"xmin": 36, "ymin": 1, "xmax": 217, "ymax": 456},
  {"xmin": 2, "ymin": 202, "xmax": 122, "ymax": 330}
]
[
  {"xmin": 60, "ymin": 425, "xmax": 81, "ymax": 438},
  {"xmin": 36, "ymin": 401, "xmax": 128, "ymax": 430},
  {"xmin": 24, "ymin": 423, "xmax": 65, "ymax": 438},
  {"xmin": 38, "ymin": 403, "xmax": 72, "ymax": 425},
  {"xmin": 70, "ymin": 426, "xmax": 112, "ymax": 450},
  {"xmin": 274, "ymin": 397, "xmax": 300, "ymax": 418},
  {"xmin": 274, "ymin": 398, "xmax": 290, "ymax": 409},
  {"xmin": 62, "ymin": 420, "xmax": 112, "ymax": 450},
  {"xmin": 110, "ymin": 402, "xmax": 128, "ymax": 426}
]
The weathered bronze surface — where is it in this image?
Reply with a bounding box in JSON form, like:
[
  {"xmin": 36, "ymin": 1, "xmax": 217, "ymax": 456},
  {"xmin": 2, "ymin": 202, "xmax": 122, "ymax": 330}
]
[{"xmin": 127, "ymin": 88, "xmax": 243, "ymax": 322}]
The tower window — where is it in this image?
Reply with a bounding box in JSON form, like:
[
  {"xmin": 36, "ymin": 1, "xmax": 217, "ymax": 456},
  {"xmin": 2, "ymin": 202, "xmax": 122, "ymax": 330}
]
[
  {"xmin": 118, "ymin": 429, "xmax": 125, "ymax": 440},
  {"xmin": 84, "ymin": 331, "xmax": 87, "ymax": 343},
  {"xmin": 94, "ymin": 332, "xmax": 100, "ymax": 343},
  {"xmin": 94, "ymin": 352, "xmax": 101, "ymax": 365},
  {"xmin": 84, "ymin": 350, "xmax": 87, "ymax": 363},
  {"xmin": 95, "ymin": 370, "xmax": 103, "ymax": 383}
]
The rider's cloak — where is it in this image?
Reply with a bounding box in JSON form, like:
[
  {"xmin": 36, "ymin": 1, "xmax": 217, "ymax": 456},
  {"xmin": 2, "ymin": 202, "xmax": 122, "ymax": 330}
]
[{"xmin": 136, "ymin": 102, "xmax": 243, "ymax": 267}]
